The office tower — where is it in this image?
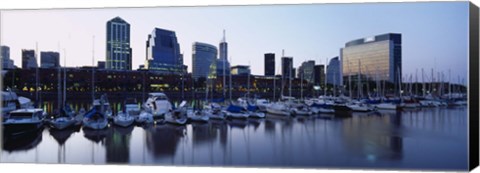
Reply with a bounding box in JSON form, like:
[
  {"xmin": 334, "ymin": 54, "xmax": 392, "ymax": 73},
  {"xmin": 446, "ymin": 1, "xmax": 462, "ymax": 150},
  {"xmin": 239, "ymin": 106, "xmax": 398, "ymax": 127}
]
[
  {"xmin": 146, "ymin": 28, "xmax": 183, "ymax": 74},
  {"xmin": 341, "ymin": 33, "xmax": 402, "ymax": 85},
  {"xmin": 106, "ymin": 17, "xmax": 132, "ymax": 70},
  {"xmin": 40, "ymin": 51, "xmax": 60, "ymax": 68},
  {"xmin": 264, "ymin": 53, "xmax": 275, "ymax": 76},
  {"xmin": 22, "ymin": 49, "xmax": 37, "ymax": 69},
  {"xmin": 192, "ymin": 42, "xmax": 217, "ymax": 79}
]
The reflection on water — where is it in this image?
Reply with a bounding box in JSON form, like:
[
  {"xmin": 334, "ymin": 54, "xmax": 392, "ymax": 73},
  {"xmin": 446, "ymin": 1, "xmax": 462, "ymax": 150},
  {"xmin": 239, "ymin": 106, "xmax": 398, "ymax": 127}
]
[{"xmin": 1, "ymin": 107, "xmax": 468, "ymax": 171}]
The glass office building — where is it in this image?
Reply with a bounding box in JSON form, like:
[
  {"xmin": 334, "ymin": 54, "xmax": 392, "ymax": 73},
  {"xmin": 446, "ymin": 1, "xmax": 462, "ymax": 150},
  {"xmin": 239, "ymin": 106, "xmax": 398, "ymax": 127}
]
[
  {"xmin": 264, "ymin": 53, "xmax": 275, "ymax": 76},
  {"xmin": 341, "ymin": 33, "xmax": 402, "ymax": 85},
  {"xmin": 192, "ymin": 42, "xmax": 218, "ymax": 80},
  {"xmin": 40, "ymin": 51, "xmax": 60, "ymax": 68},
  {"xmin": 146, "ymin": 28, "xmax": 183, "ymax": 74},
  {"xmin": 1, "ymin": 45, "xmax": 14, "ymax": 69},
  {"xmin": 106, "ymin": 17, "xmax": 132, "ymax": 70},
  {"xmin": 327, "ymin": 57, "xmax": 342, "ymax": 86},
  {"xmin": 281, "ymin": 57, "xmax": 293, "ymax": 80},
  {"xmin": 22, "ymin": 49, "xmax": 37, "ymax": 69},
  {"xmin": 298, "ymin": 60, "xmax": 315, "ymax": 84}
]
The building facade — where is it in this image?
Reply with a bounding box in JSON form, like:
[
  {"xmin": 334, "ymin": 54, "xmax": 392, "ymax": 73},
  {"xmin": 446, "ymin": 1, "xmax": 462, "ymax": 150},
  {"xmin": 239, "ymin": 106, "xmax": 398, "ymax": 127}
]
[
  {"xmin": 1, "ymin": 46, "xmax": 14, "ymax": 69},
  {"xmin": 281, "ymin": 57, "xmax": 293, "ymax": 80},
  {"xmin": 40, "ymin": 51, "xmax": 60, "ymax": 68},
  {"xmin": 326, "ymin": 57, "xmax": 342, "ymax": 86},
  {"xmin": 341, "ymin": 33, "xmax": 402, "ymax": 85},
  {"xmin": 22, "ymin": 49, "xmax": 37, "ymax": 69},
  {"xmin": 192, "ymin": 42, "xmax": 217, "ymax": 80},
  {"xmin": 146, "ymin": 28, "xmax": 183, "ymax": 74},
  {"xmin": 264, "ymin": 53, "xmax": 275, "ymax": 76},
  {"xmin": 231, "ymin": 65, "xmax": 250, "ymax": 76},
  {"xmin": 106, "ymin": 17, "xmax": 132, "ymax": 70},
  {"xmin": 298, "ymin": 60, "xmax": 315, "ymax": 84}
]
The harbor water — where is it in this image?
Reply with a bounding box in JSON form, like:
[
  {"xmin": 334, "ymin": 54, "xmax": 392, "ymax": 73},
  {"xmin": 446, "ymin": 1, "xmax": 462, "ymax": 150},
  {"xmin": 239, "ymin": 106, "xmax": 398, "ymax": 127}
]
[{"xmin": 1, "ymin": 102, "xmax": 468, "ymax": 171}]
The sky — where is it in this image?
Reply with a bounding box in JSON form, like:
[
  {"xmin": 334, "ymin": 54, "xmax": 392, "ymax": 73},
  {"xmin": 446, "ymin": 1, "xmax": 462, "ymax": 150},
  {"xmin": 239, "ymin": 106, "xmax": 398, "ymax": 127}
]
[{"xmin": 0, "ymin": 1, "xmax": 469, "ymax": 84}]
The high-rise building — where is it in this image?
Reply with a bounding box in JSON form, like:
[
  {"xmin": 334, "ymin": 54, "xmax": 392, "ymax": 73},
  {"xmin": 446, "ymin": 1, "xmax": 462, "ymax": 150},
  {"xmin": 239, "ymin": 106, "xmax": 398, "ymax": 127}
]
[
  {"xmin": 40, "ymin": 51, "xmax": 60, "ymax": 68},
  {"xmin": 231, "ymin": 65, "xmax": 250, "ymax": 76},
  {"xmin": 326, "ymin": 57, "xmax": 342, "ymax": 86},
  {"xmin": 146, "ymin": 28, "xmax": 183, "ymax": 74},
  {"xmin": 281, "ymin": 57, "xmax": 293, "ymax": 80},
  {"xmin": 1, "ymin": 46, "xmax": 14, "ymax": 69},
  {"xmin": 341, "ymin": 33, "xmax": 402, "ymax": 85},
  {"xmin": 192, "ymin": 42, "xmax": 217, "ymax": 80},
  {"xmin": 22, "ymin": 49, "xmax": 37, "ymax": 69},
  {"xmin": 314, "ymin": 64, "xmax": 325, "ymax": 86},
  {"xmin": 298, "ymin": 60, "xmax": 315, "ymax": 83},
  {"xmin": 106, "ymin": 17, "xmax": 132, "ymax": 70},
  {"xmin": 216, "ymin": 30, "xmax": 230, "ymax": 76},
  {"xmin": 264, "ymin": 53, "xmax": 275, "ymax": 76}
]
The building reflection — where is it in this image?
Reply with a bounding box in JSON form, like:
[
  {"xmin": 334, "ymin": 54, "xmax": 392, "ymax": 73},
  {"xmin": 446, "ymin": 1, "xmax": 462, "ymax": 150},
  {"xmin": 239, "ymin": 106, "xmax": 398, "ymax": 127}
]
[
  {"xmin": 145, "ymin": 124, "xmax": 186, "ymax": 159},
  {"xmin": 105, "ymin": 126, "xmax": 134, "ymax": 163},
  {"xmin": 341, "ymin": 112, "xmax": 404, "ymax": 161}
]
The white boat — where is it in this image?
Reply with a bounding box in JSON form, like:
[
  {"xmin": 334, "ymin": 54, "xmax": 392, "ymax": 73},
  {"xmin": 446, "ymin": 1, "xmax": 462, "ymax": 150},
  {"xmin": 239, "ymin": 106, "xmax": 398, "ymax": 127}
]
[
  {"xmin": 290, "ymin": 105, "xmax": 312, "ymax": 116},
  {"xmin": 164, "ymin": 101, "xmax": 188, "ymax": 125},
  {"xmin": 2, "ymin": 90, "xmax": 34, "ymax": 118},
  {"xmin": 255, "ymin": 99, "xmax": 270, "ymax": 112},
  {"xmin": 124, "ymin": 98, "xmax": 141, "ymax": 118},
  {"xmin": 3, "ymin": 108, "xmax": 45, "ymax": 136},
  {"xmin": 50, "ymin": 116, "xmax": 76, "ymax": 130},
  {"xmin": 224, "ymin": 104, "xmax": 249, "ymax": 119},
  {"xmin": 142, "ymin": 92, "xmax": 172, "ymax": 118},
  {"xmin": 187, "ymin": 108, "xmax": 210, "ymax": 123},
  {"xmin": 82, "ymin": 107, "xmax": 108, "ymax": 130},
  {"xmin": 113, "ymin": 111, "xmax": 135, "ymax": 127},
  {"xmin": 135, "ymin": 111, "xmax": 154, "ymax": 124},
  {"xmin": 49, "ymin": 104, "xmax": 77, "ymax": 130},
  {"xmin": 375, "ymin": 103, "xmax": 398, "ymax": 110},
  {"xmin": 245, "ymin": 103, "xmax": 266, "ymax": 118},
  {"xmin": 347, "ymin": 103, "xmax": 374, "ymax": 112},
  {"xmin": 266, "ymin": 102, "xmax": 291, "ymax": 116},
  {"xmin": 204, "ymin": 103, "xmax": 225, "ymax": 120}
]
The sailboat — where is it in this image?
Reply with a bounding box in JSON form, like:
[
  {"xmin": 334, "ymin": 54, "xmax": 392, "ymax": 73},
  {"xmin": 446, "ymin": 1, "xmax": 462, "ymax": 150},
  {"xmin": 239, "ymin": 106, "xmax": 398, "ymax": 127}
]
[{"xmin": 50, "ymin": 49, "xmax": 76, "ymax": 130}]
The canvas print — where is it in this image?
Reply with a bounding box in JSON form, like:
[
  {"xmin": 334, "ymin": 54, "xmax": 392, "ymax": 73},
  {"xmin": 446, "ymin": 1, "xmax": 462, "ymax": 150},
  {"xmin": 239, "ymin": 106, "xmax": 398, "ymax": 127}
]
[{"xmin": 0, "ymin": 1, "xmax": 477, "ymax": 171}]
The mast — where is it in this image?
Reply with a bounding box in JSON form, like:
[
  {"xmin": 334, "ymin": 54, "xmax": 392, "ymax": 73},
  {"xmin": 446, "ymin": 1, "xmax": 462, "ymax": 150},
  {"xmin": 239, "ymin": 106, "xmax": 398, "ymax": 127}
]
[
  {"xmin": 229, "ymin": 56, "xmax": 232, "ymax": 102},
  {"xmin": 289, "ymin": 58, "xmax": 292, "ymax": 98},
  {"xmin": 300, "ymin": 67, "xmax": 303, "ymax": 100},
  {"xmin": 35, "ymin": 42, "xmax": 39, "ymax": 105},
  {"xmin": 63, "ymin": 49, "xmax": 67, "ymax": 104},
  {"xmin": 247, "ymin": 62, "xmax": 250, "ymax": 99},
  {"xmin": 357, "ymin": 59, "xmax": 361, "ymax": 99},
  {"xmin": 91, "ymin": 36, "xmax": 95, "ymax": 102},
  {"xmin": 415, "ymin": 69, "xmax": 418, "ymax": 96},
  {"xmin": 347, "ymin": 59, "xmax": 352, "ymax": 98},
  {"xmin": 422, "ymin": 68, "xmax": 425, "ymax": 97},
  {"xmin": 448, "ymin": 69, "xmax": 451, "ymax": 99},
  {"xmin": 57, "ymin": 43, "xmax": 61, "ymax": 112},
  {"xmin": 324, "ymin": 57, "xmax": 328, "ymax": 96},
  {"xmin": 222, "ymin": 30, "xmax": 226, "ymax": 99},
  {"xmin": 273, "ymin": 68, "xmax": 276, "ymax": 101}
]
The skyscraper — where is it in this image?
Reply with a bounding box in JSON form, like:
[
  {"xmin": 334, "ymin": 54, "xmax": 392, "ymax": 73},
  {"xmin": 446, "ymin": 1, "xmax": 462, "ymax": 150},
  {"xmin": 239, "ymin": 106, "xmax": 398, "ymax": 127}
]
[
  {"xmin": 146, "ymin": 28, "xmax": 183, "ymax": 74},
  {"xmin": 22, "ymin": 49, "xmax": 37, "ymax": 69},
  {"xmin": 1, "ymin": 45, "xmax": 14, "ymax": 69},
  {"xmin": 264, "ymin": 53, "xmax": 275, "ymax": 76},
  {"xmin": 40, "ymin": 51, "xmax": 60, "ymax": 68},
  {"xmin": 341, "ymin": 33, "xmax": 402, "ymax": 85},
  {"xmin": 216, "ymin": 30, "xmax": 230, "ymax": 76},
  {"xmin": 192, "ymin": 42, "xmax": 217, "ymax": 80},
  {"xmin": 298, "ymin": 60, "xmax": 315, "ymax": 83},
  {"xmin": 314, "ymin": 64, "xmax": 325, "ymax": 87},
  {"xmin": 106, "ymin": 17, "xmax": 132, "ymax": 70},
  {"xmin": 326, "ymin": 57, "xmax": 342, "ymax": 86},
  {"xmin": 281, "ymin": 57, "xmax": 293, "ymax": 80}
]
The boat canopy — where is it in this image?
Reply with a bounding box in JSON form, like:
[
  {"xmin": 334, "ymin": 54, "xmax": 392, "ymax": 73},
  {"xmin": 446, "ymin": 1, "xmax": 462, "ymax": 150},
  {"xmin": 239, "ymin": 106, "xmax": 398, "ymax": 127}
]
[{"xmin": 226, "ymin": 104, "xmax": 246, "ymax": 113}]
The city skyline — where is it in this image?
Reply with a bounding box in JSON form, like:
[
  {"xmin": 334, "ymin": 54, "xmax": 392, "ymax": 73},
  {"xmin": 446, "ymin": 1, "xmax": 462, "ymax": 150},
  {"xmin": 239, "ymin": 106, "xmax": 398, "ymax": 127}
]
[{"xmin": 1, "ymin": 2, "xmax": 468, "ymax": 83}]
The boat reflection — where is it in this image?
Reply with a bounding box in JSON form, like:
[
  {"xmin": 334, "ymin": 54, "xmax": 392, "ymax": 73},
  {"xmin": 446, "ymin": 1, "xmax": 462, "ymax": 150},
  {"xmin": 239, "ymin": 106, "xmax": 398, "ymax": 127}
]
[
  {"xmin": 145, "ymin": 124, "xmax": 186, "ymax": 159},
  {"xmin": 106, "ymin": 125, "xmax": 134, "ymax": 163},
  {"xmin": 3, "ymin": 128, "xmax": 43, "ymax": 152},
  {"xmin": 342, "ymin": 111, "xmax": 404, "ymax": 162}
]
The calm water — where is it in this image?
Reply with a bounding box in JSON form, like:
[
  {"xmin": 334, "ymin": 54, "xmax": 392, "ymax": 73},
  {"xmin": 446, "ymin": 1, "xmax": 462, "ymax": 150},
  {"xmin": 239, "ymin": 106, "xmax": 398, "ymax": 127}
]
[{"xmin": 1, "ymin": 106, "xmax": 468, "ymax": 171}]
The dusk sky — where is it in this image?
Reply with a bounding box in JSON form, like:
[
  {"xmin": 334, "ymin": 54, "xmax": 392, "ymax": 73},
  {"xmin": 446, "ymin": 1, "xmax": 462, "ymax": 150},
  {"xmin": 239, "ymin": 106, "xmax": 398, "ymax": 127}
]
[{"xmin": 0, "ymin": 1, "xmax": 469, "ymax": 83}]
